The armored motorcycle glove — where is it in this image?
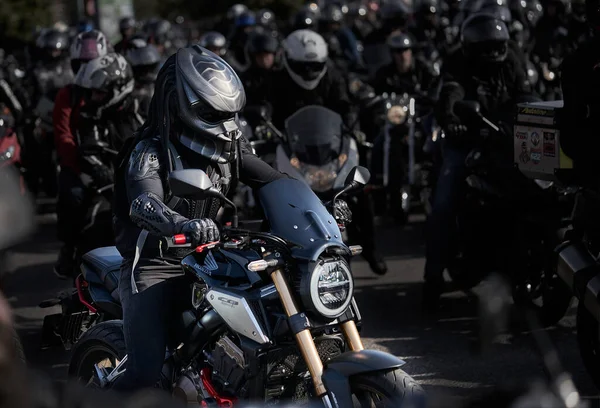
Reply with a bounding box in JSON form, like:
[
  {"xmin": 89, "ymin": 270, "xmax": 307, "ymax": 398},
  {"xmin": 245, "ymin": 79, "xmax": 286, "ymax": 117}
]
[
  {"xmin": 181, "ymin": 218, "xmax": 221, "ymax": 246},
  {"xmin": 334, "ymin": 199, "xmax": 352, "ymax": 230}
]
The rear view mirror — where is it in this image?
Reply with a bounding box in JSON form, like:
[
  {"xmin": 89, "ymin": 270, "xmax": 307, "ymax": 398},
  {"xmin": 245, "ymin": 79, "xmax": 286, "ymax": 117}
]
[
  {"xmin": 345, "ymin": 166, "xmax": 371, "ymax": 189},
  {"xmin": 169, "ymin": 169, "xmax": 240, "ymax": 228},
  {"xmin": 168, "ymin": 169, "xmax": 216, "ymax": 198},
  {"xmin": 454, "ymin": 100, "xmax": 481, "ymax": 119}
]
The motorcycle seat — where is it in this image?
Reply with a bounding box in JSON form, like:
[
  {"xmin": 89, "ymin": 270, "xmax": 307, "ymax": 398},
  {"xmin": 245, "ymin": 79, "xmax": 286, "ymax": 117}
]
[{"xmin": 80, "ymin": 246, "xmax": 123, "ymax": 300}]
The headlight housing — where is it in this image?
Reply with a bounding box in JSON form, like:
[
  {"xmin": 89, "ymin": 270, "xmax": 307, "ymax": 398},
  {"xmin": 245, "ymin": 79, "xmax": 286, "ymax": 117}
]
[
  {"xmin": 291, "ymin": 158, "xmax": 339, "ymax": 193},
  {"xmin": 302, "ymin": 259, "xmax": 354, "ymax": 319}
]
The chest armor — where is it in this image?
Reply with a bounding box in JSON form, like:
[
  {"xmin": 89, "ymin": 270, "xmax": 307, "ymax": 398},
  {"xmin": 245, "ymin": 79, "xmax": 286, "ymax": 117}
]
[{"xmin": 166, "ymin": 142, "xmax": 232, "ymax": 222}]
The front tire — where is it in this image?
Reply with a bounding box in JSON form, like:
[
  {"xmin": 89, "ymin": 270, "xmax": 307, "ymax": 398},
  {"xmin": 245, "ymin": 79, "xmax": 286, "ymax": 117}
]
[
  {"xmin": 68, "ymin": 320, "xmax": 126, "ymax": 386},
  {"xmin": 349, "ymin": 368, "xmax": 425, "ymax": 408},
  {"xmin": 576, "ymin": 303, "xmax": 600, "ymax": 390}
]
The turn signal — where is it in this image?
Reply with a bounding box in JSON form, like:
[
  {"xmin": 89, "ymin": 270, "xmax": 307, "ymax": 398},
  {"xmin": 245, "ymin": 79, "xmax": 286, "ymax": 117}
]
[
  {"xmin": 349, "ymin": 245, "xmax": 363, "ymax": 256},
  {"xmin": 247, "ymin": 260, "xmax": 269, "ymax": 272}
]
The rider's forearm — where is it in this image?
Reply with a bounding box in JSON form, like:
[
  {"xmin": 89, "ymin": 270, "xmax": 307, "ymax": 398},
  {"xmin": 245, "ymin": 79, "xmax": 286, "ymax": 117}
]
[{"xmin": 129, "ymin": 191, "xmax": 189, "ymax": 237}]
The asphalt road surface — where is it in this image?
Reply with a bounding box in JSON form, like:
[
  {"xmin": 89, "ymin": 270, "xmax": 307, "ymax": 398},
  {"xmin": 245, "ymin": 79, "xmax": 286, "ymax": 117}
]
[{"xmin": 3, "ymin": 210, "xmax": 599, "ymax": 405}]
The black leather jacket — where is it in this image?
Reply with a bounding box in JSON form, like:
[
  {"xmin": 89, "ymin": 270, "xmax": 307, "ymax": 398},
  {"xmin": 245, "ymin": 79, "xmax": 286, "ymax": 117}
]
[{"xmin": 113, "ymin": 134, "xmax": 284, "ymax": 261}]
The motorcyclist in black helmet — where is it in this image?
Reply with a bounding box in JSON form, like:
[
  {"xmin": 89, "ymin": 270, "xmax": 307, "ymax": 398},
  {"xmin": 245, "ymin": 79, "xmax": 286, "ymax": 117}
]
[
  {"xmin": 560, "ymin": 0, "xmax": 600, "ymax": 187},
  {"xmin": 215, "ymin": 3, "xmax": 249, "ymax": 37},
  {"xmin": 228, "ymin": 11, "xmax": 258, "ymax": 71},
  {"xmin": 532, "ymin": 0, "xmax": 570, "ymax": 68},
  {"xmin": 318, "ymin": 3, "xmax": 363, "ymax": 72},
  {"xmin": 371, "ymin": 32, "xmax": 438, "ymax": 97},
  {"xmin": 567, "ymin": 0, "xmax": 591, "ymax": 48},
  {"xmin": 144, "ymin": 19, "xmax": 173, "ymax": 60},
  {"xmin": 424, "ymin": 13, "xmax": 531, "ymax": 312},
  {"xmin": 241, "ymin": 31, "xmax": 280, "ymax": 107},
  {"xmin": 115, "ymin": 17, "xmax": 137, "ymax": 54},
  {"xmin": 268, "ymin": 29, "xmax": 388, "ymax": 276},
  {"xmin": 412, "ymin": 0, "xmax": 448, "ymax": 60},
  {"xmin": 292, "ymin": 9, "xmax": 320, "ymax": 31},
  {"xmin": 347, "ymin": 3, "xmax": 377, "ymax": 41},
  {"xmin": 20, "ymin": 28, "xmax": 73, "ymax": 196},
  {"xmin": 364, "ymin": 0, "xmax": 412, "ymax": 46},
  {"xmin": 27, "ymin": 28, "xmax": 73, "ymax": 105},
  {"xmin": 197, "ymin": 31, "xmax": 244, "ymax": 73},
  {"xmin": 257, "ymin": 8, "xmax": 279, "ymax": 37},
  {"xmin": 110, "ymin": 45, "xmax": 351, "ymax": 390},
  {"xmin": 125, "ymin": 38, "xmax": 161, "ymax": 119}
]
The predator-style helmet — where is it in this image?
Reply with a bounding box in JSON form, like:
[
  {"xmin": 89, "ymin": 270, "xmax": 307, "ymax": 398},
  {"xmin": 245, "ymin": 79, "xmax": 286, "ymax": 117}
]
[
  {"xmin": 283, "ymin": 29, "xmax": 329, "ymax": 90},
  {"xmin": 174, "ymin": 46, "xmax": 246, "ymax": 163}
]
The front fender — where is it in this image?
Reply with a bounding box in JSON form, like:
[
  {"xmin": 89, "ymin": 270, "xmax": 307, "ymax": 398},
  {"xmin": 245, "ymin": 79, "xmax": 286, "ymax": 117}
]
[{"xmin": 322, "ymin": 350, "xmax": 405, "ymax": 408}]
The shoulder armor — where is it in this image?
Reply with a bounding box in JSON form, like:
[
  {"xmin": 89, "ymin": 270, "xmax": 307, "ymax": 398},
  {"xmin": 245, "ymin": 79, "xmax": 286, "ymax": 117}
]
[{"xmin": 128, "ymin": 136, "xmax": 163, "ymax": 181}]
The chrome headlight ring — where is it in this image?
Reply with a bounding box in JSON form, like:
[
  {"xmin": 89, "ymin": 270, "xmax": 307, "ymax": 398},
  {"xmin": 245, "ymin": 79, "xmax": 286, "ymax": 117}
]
[{"xmin": 308, "ymin": 259, "xmax": 354, "ymax": 319}]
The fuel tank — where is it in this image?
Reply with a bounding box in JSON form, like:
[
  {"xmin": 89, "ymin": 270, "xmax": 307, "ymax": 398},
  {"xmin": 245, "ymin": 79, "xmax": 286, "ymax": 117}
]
[{"xmin": 181, "ymin": 247, "xmax": 263, "ymax": 287}]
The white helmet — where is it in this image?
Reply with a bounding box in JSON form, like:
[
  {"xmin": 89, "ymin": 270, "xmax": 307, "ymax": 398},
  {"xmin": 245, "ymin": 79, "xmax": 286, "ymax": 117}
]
[
  {"xmin": 283, "ymin": 29, "xmax": 329, "ymax": 90},
  {"xmin": 75, "ymin": 53, "xmax": 134, "ymax": 117}
]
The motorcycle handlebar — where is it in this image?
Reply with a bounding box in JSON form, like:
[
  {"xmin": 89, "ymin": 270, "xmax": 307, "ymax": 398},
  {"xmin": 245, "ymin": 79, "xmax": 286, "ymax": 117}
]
[{"xmin": 165, "ymin": 234, "xmax": 220, "ymax": 252}]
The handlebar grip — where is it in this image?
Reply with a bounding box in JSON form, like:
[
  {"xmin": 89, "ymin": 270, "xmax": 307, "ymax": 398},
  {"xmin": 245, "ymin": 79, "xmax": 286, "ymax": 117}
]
[{"xmin": 173, "ymin": 234, "xmax": 189, "ymax": 245}]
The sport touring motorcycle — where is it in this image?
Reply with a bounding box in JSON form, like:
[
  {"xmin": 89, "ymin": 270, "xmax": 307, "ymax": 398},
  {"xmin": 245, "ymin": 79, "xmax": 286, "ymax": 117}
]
[
  {"xmin": 67, "ymin": 167, "xmax": 424, "ymax": 407},
  {"xmin": 274, "ymin": 106, "xmax": 360, "ymax": 198}
]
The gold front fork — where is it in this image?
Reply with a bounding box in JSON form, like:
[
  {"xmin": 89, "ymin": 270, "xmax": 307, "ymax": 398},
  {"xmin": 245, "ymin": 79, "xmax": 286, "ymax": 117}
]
[
  {"xmin": 340, "ymin": 320, "xmax": 364, "ymax": 351},
  {"xmin": 270, "ymin": 268, "xmax": 327, "ymax": 396}
]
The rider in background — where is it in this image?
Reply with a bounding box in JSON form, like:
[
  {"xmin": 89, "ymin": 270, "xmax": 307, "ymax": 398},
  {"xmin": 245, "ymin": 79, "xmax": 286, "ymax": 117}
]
[
  {"xmin": 256, "ymin": 8, "xmax": 281, "ymax": 39},
  {"xmin": 115, "ymin": 17, "xmax": 138, "ymax": 54},
  {"xmin": 197, "ymin": 31, "xmax": 245, "ymax": 73},
  {"xmin": 371, "ymin": 32, "xmax": 438, "ymax": 98},
  {"xmin": 268, "ymin": 29, "xmax": 388, "ymax": 276},
  {"xmin": 241, "ymin": 31, "xmax": 280, "ymax": 108},
  {"xmin": 125, "ymin": 38, "xmax": 161, "ymax": 120},
  {"xmin": 424, "ymin": 13, "xmax": 531, "ymax": 312},
  {"xmin": 560, "ymin": 0, "xmax": 600, "ymax": 188},
  {"xmin": 53, "ymin": 30, "xmax": 112, "ymax": 279},
  {"xmin": 318, "ymin": 3, "xmax": 363, "ymax": 73},
  {"xmin": 228, "ymin": 11, "xmax": 258, "ymax": 72}
]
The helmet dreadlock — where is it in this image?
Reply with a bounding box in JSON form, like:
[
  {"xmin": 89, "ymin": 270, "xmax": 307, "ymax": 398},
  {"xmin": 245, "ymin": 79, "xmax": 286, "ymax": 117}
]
[{"xmin": 136, "ymin": 53, "xmax": 178, "ymax": 172}]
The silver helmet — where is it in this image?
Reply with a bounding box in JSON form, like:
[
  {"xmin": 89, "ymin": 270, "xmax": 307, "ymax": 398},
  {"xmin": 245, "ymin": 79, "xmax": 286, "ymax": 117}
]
[
  {"xmin": 74, "ymin": 53, "xmax": 134, "ymax": 117},
  {"xmin": 198, "ymin": 31, "xmax": 227, "ymax": 56},
  {"xmin": 283, "ymin": 29, "xmax": 329, "ymax": 90},
  {"xmin": 174, "ymin": 45, "xmax": 246, "ymax": 163}
]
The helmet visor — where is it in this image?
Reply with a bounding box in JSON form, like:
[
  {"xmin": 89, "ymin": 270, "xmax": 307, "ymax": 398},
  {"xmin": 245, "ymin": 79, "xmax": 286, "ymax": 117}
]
[
  {"xmin": 469, "ymin": 40, "xmax": 508, "ymax": 62},
  {"xmin": 287, "ymin": 59, "xmax": 326, "ymax": 81},
  {"xmin": 190, "ymin": 98, "xmax": 236, "ymax": 124}
]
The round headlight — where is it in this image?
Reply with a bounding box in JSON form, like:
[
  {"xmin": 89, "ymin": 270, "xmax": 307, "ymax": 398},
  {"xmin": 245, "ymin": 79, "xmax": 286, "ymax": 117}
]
[
  {"xmin": 387, "ymin": 105, "xmax": 407, "ymax": 125},
  {"xmin": 310, "ymin": 260, "xmax": 354, "ymax": 319}
]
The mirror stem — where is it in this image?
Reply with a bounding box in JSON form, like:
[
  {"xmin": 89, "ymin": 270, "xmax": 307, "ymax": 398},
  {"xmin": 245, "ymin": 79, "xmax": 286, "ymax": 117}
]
[{"xmin": 221, "ymin": 196, "xmax": 239, "ymax": 229}]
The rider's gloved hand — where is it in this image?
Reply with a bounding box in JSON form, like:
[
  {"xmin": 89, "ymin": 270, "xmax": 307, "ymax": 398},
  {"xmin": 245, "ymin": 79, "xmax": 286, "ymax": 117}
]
[
  {"xmin": 181, "ymin": 218, "xmax": 220, "ymax": 246},
  {"xmin": 334, "ymin": 200, "xmax": 352, "ymax": 231},
  {"xmin": 90, "ymin": 164, "xmax": 114, "ymax": 187}
]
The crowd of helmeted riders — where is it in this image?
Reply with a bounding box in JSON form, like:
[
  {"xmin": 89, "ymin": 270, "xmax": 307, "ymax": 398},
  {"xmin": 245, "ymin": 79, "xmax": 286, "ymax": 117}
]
[{"xmin": 1, "ymin": 0, "xmax": 600, "ymax": 404}]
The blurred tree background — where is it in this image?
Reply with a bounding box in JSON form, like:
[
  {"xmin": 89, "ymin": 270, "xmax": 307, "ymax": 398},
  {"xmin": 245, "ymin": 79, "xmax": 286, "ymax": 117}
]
[
  {"xmin": 0, "ymin": 0, "xmax": 55, "ymax": 40},
  {"xmin": 149, "ymin": 0, "xmax": 305, "ymax": 20},
  {"xmin": 0, "ymin": 0, "xmax": 305, "ymax": 42}
]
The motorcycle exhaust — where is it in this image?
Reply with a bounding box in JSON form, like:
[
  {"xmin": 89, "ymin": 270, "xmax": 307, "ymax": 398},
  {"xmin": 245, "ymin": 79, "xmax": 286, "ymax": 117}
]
[{"xmin": 556, "ymin": 241, "xmax": 600, "ymax": 321}]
